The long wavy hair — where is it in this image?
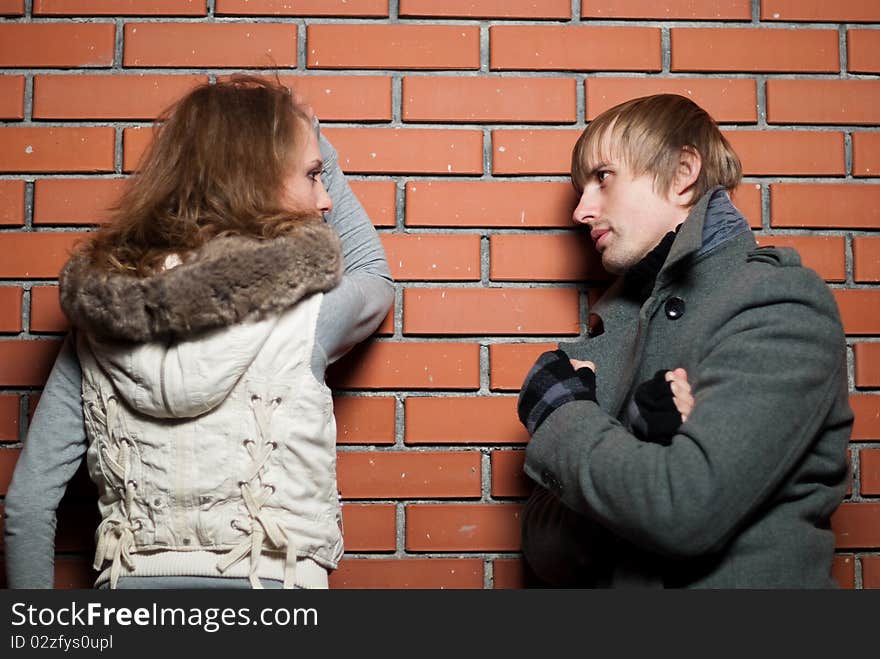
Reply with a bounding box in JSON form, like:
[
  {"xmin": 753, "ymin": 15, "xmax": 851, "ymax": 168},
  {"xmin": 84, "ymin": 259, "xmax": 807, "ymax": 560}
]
[{"xmin": 83, "ymin": 76, "xmax": 319, "ymax": 276}]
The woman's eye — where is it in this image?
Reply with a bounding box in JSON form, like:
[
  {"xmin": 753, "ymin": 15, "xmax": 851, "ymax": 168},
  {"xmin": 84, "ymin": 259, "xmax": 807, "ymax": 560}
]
[
  {"xmin": 308, "ymin": 170, "xmax": 321, "ymax": 182},
  {"xmin": 597, "ymin": 170, "xmax": 610, "ymax": 183}
]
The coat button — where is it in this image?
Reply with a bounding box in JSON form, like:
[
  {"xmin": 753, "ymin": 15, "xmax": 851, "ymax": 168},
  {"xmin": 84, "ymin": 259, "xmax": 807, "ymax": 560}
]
[{"xmin": 664, "ymin": 296, "xmax": 686, "ymax": 320}]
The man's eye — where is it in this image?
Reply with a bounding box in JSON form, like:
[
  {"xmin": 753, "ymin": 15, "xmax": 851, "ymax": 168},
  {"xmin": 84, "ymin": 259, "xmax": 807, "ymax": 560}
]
[{"xmin": 308, "ymin": 170, "xmax": 321, "ymax": 181}]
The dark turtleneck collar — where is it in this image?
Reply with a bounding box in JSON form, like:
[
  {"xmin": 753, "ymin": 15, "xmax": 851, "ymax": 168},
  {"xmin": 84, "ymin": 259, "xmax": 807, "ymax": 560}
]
[{"xmin": 623, "ymin": 224, "xmax": 681, "ymax": 295}]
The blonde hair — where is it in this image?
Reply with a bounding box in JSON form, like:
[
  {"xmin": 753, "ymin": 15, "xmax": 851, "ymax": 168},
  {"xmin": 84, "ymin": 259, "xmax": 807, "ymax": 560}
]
[
  {"xmin": 83, "ymin": 76, "xmax": 319, "ymax": 276},
  {"xmin": 571, "ymin": 94, "xmax": 742, "ymax": 204}
]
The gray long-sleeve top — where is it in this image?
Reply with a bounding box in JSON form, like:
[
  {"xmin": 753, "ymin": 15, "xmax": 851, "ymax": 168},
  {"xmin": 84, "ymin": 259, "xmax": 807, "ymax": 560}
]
[{"xmin": 4, "ymin": 129, "xmax": 393, "ymax": 588}]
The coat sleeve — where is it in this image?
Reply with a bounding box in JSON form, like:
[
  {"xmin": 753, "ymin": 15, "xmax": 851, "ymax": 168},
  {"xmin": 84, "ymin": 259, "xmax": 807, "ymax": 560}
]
[
  {"xmin": 4, "ymin": 335, "xmax": 87, "ymax": 588},
  {"xmin": 314, "ymin": 124, "xmax": 393, "ymax": 369},
  {"xmin": 523, "ymin": 268, "xmax": 848, "ymax": 558}
]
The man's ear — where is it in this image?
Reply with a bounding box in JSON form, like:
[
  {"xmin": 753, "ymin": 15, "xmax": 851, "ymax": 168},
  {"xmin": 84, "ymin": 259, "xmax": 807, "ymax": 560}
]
[{"xmin": 671, "ymin": 146, "xmax": 702, "ymax": 206}]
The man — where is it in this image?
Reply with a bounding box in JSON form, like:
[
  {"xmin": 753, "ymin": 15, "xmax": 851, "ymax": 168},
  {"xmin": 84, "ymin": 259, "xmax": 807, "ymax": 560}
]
[{"xmin": 517, "ymin": 94, "xmax": 852, "ymax": 588}]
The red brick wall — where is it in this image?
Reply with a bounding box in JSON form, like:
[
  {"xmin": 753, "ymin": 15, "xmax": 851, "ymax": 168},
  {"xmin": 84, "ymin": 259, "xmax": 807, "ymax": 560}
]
[{"xmin": 0, "ymin": 0, "xmax": 878, "ymax": 589}]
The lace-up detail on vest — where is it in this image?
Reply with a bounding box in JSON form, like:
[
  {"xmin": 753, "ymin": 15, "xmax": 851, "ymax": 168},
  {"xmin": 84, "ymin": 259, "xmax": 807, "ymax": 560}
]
[
  {"xmin": 91, "ymin": 395, "xmax": 141, "ymax": 589},
  {"xmin": 216, "ymin": 394, "xmax": 299, "ymax": 589}
]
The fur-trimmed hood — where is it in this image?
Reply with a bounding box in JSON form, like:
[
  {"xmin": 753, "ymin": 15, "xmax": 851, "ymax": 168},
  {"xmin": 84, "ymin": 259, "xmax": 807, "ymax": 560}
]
[
  {"xmin": 62, "ymin": 221, "xmax": 342, "ymax": 419},
  {"xmin": 60, "ymin": 220, "xmax": 342, "ymax": 343}
]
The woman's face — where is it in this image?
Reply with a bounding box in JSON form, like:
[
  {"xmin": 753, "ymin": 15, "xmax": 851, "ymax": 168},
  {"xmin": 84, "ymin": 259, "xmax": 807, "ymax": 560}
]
[{"xmin": 280, "ymin": 122, "xmax": 333, "ymax": 215}]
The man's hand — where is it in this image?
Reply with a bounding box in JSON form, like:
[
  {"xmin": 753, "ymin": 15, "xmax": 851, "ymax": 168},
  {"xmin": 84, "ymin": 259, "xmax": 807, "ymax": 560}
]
[
  {"xmin": 667, "ymin": 367, "xmax": 693, "ymax": 421},
  {"xmin": 518, "ymin": 350, "xmax": 597, "ymax": 436},
  {"xmin": 569, "ymin": 358, "xmax": 596, "ymax": 373},
  {"xmin": 631, "ymin": 368, "xmax": 694, "ymax": 443}
]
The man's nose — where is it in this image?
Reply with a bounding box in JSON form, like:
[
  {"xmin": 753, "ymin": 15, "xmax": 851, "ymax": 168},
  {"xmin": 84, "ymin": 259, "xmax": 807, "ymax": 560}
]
[{"xmin": 571, "ymin": 188, "xmax": 598, "ymax": 226}]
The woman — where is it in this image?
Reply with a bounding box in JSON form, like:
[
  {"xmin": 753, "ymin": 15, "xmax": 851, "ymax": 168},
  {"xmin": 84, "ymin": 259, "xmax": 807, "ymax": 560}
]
[{"xmin": 5, "ymin": 77, "xmax": 393, "ymax": 589}]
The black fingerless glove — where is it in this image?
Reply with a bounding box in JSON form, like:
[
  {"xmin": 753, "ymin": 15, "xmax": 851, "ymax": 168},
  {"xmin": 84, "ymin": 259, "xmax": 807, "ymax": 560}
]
[
  {"xmin": 633, "ymin": 369, "xmax": 681, "ymax": 444},
  {"xmin": 518, "ymin": 349, "xmax": 597, "ymax": 436}
]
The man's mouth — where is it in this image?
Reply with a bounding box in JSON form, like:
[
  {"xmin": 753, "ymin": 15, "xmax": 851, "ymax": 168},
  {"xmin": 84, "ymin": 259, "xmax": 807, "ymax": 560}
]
[{"xmin": 591, "ymin": 229, "xmax": 610, "ymax": 249}]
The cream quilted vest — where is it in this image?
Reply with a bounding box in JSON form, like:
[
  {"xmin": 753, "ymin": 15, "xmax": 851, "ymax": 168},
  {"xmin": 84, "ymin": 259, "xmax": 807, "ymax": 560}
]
[{"xmin": 78, "ymin": 292, "xmax": 341, "ymax": 588}]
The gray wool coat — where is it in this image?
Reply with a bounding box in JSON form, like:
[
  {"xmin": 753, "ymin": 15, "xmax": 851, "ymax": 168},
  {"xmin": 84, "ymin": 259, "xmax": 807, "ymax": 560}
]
[{"xmin": 522, "ymin": 188, "xmax": 852, "ymax": 588}]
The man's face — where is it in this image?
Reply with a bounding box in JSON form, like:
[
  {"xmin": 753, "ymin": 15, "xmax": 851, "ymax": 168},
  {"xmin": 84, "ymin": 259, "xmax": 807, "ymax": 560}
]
[{"xmin": 572, "ymin": 151, "xmax": 685, "ymax": 275}]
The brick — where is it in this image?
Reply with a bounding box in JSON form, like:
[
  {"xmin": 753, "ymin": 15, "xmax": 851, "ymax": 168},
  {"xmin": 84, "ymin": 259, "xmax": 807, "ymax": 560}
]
[
  {"xmin": 671, "ymin": 28, "xmax": 839, "ymax": 73},
  {"xmin": 492, "ymin": 129, "xmax": 581, "ymax": 175},
  {"xmin": 327, "ymin": 342, "xmax": 480, "ymax": 390},
  {"xmin": 0, "ymin": 0, "xmax": 23, "ymax": 15},
  {"xmin": 491, "ymin": 234, "xmax": 607, "ymax": 283},
  {"xmin": 217, "ymin": 0, "xmax": 387, "ymax": 15},
  {"xmin": 853, "ymin": 133, "xmax": 880, "ymax": 176},
  {"xmin": 861, "ymin": 450, "xmax": 880, "ymax": 496},
  {"xmin": 405, "ymin": 396, "xmax": 529, "ymax": 445},
  {"xmin": 403, "ymin": 288, "xmax": 579, "ymax": 336},
  {"xmin": 33, "ymin": 178, "xmax": 125, "ymax": 226},
  {"xmin": 493, "ymin": 559, "xmax": 526, "ymax": 589},
  {"xmin": 851, "ymin": 395, "xmax": 880, "ymax": 441},
  {"xmin": 54, "ymin": 559, "xmax": 96, "ymax": 589},
  {"xmin": 754, "ymin": 235, "xmax": 845, "ymax": 283},
  {"xmin": 731, "ymin": 183, "xmax": 762, "ymax": 229},
  {"xmin": 329, "ymin": 558, "xmax": 483, "ymax": 589},
  {"xmin": 832, "ymin": 502, "xmax": 880, "ymax": 548},
  {"xmin": 0, "ymin": 288, "xmax": 22, "ymax": 333},
  {"xmin": 334, "ymin": 396, "xmax": 395, "ymax": 445},
  {"xmin": 833, "ymin": 291, "xmax": 880, "ymax": 336},
  {"xmin": 0, "ymin": 233, "xmax": 86, "ymax": 279},
  {"xmin": 726, "ymin": 131, "xmax": 845, "ymax": 176},
  {"xmin": 0, "ymin": 340, "xmax": 62, "ymax": 387},
  {"xmin": 382, "ymin": 234, "xmax": 479, "ymax": 282},
  {"xmin": 341, "ymin": 504, "xmax": 396, "ymax": 551},
  {"xmin": 307, "ymin": 25, "xmax": 479, "ymax": 70},
  {"xmin": 854, "ymin": 238, "xmax": 880, "ymax": 283},
  {"xmin": 770, "ymin": 184, "xmax": 880, "ymax": 229},
  {"xmin": 0, "ymin": 24, "xmax": 114, "ymax": 68},
  {"xmin": 0, "ymin": 76, "xmax": 24, "ymax": 119},
  {"xmin": 30, "ymin": 286, "xmax": 68, "ymax": 333},
  {"xmin": 406, "ymin": 503, "xmax": 522, "ymax": 551},
  {"xmin": 586, "ymin": 0, "xmax": 750, "ymax": 19},
  {"xmin": 0, "ymin": 448, "xmax": 20, "ymax": 494},
  {"xmin": 0, "ymin": 127, "xmax": 115, "ymax": 173},
  {"xmin": 0, "ymin": 395, "xmax": 19, "ymax": 442},
  {"xmin": 832, "ymin": 555, "xmax": 855, "ymax": 589},
  {"xmin": 337, "ymin": 450, "xmax": 481, "ymax": 499},
  {"xmin": 401, "ymin": 0, "xmax": 569, "ymax": 19},
  {"xmin": 489, "ymin": 342, "xmax": 558, "ymax": 391},
  {"xmin": 763, "ymin": 1, "xmax": 880, "ymax": 22},
  {"xmin": 349, "ymin": 181, "xmax": 395, "ymax": 227},
  {"xmin": 124, "ymin": 23, "xmax": 296, "ymax": 68},
  {"xmin": 855, "ymin": 343, "xmax": 880, "ymax": 389},
  {"xmin": 0, "ymin": 180, "xmax": 25, "ymax": 226},
  {"xmin": 863, "ymin": 556, "xmax": 880, "ymax": 589},
  {"xmin": 376, "ymin": 306, "xmax": 394, "ymax": 336},
  {"xmin": 491, "ymin": 450, "xmax": 531, "ymax": 498},
  {"xmin": 34, "ymin": 75, "xmax": 207, "ymax": 120},
  {"xmin": 322, "ymin": 128, "xmax": 483, "ymax": 175},
  {"xmin": 123, "ymin": 127, "xmax": 152, "ymax": 172},
  {"xmin": 281, "ymin": 75, "xmax": 392, "ymax": 122},
  {"xmin": 34, "ymin": 0, "xmax": 206, "ymax": 14},
  {"xmin": 767, "ymin": 80, "xmax": 880, "ymax": 126},
  {"xmin": 490, "ymin": 26, "xmax": 661, "ymax": 72},
  {"xmin": 849, "ymin": 30, "xmax": 880, "ymax": 74},
  {"xmin": 406, "ymin": 180, "xmax": 576, "ymax": 228},
  {"xmin": 586, "ymin": 77, "xmax": 757, "ymax": 123},
  {"xmin": 403, "ymin": 76, "xmax": 576, "ymax": 124}
]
